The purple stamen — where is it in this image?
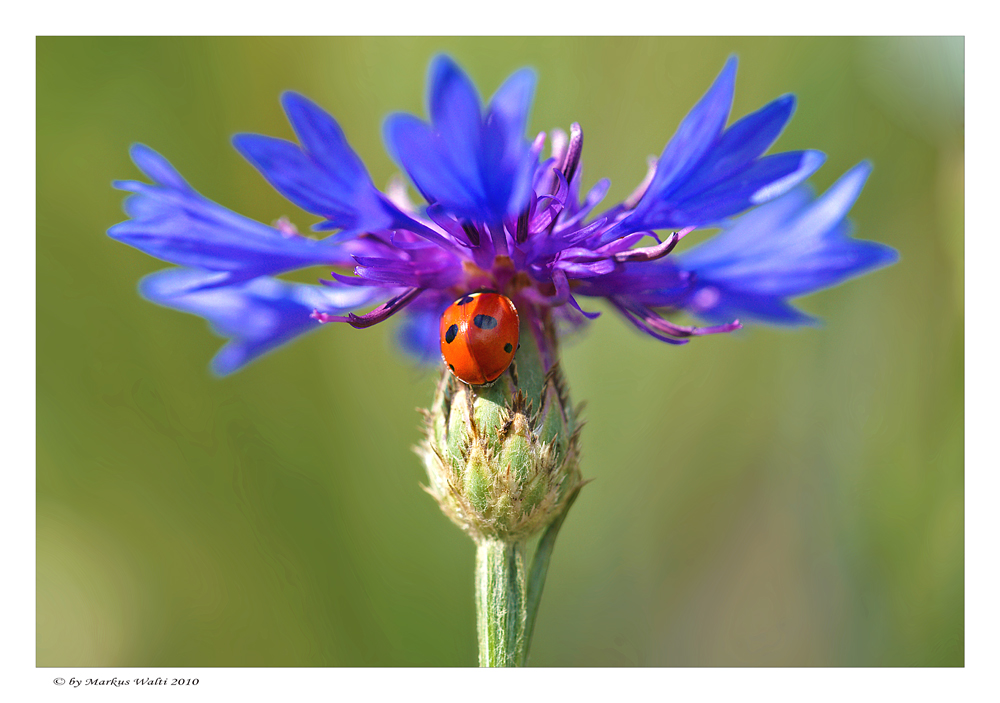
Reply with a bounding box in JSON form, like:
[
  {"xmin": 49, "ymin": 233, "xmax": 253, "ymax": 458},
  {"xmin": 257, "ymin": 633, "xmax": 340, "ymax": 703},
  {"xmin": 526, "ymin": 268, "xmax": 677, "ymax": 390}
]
[
  {"xmin": 561, "ymin": 123, "xmax": 584, "ymax": 189},
  {"xmin": 568, "ymin": 294, "xmax": 601, "ymax": 320},
  {"xmin": 488, "ymin": 221, "xmax": 509, "ymax": 257},
  {"xmin": 530, "ymin": 131, "xmax": 547, "ymax": 163},
  {"xmin": 424, "ymin": 205, "xmax": 477, "ymax": 250},
  {"xmin": 461, "ymin": 221, "xmax": 481, "ymax": 247},
  {"xmin": 611, "ymin": 301, "xmax": 689, "ymax": 345},
  {"xmin": 311, "ymin": 310, "xmax": 336, "ymax": 323},
  {"xmin": 623, "ymin": 156, "xmax": 658, "ymax": 210},
  {"xmin": 556, "ymin": 178, "xmax": 611, "ymax": 231},
  {"xmin": 341, "ymin": 287, "xmax": 425, "ymax": 329},
  {"xmin": 635, "ymin": 303, "xmax": 742, "ymax": 337},
  {"xmin": 516, "ymin": 209, "xmax": 530, "ymax": 244},
  {"xmin": 612, "ymin": 227, "xmax": 693, "ymax": 263},
  {"xmin": 324, "ymin": 272, "xmax": 375, "ymax": 287},
  {"xmin": 521, "ymin": 268, "xmax": 571, "ymax": 307},
  {"xmin": 274, "ymin": 216, "xmax": 300, "ymax": 238},
  {"xmin": 393, "ymin": 219, "xmax": 465, "ymax": 255},
  {"xmin": 548, "ymin": 129, "xmax": 568, "ymax": 194}
]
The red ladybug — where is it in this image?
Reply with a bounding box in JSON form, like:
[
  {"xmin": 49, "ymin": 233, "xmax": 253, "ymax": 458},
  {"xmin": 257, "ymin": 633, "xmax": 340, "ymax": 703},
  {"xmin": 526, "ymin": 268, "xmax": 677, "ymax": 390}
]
[{"xmin": 440, "ymin": 292, "xmax": 519, "ymax": 386}]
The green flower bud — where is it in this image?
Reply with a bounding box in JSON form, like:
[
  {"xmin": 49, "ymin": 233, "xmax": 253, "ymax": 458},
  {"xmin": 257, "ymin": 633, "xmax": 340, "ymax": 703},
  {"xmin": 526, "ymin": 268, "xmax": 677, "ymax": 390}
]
[{"xmin": 417, "ymin": 316, "xmax": 583, "ymax": 542}]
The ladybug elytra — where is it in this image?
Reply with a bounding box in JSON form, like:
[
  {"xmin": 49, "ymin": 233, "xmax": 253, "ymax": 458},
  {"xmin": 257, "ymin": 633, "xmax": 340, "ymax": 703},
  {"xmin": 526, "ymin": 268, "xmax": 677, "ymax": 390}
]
[{"xmin": 439, "ymin": 292, "xmax": 519, "ymax": 386}]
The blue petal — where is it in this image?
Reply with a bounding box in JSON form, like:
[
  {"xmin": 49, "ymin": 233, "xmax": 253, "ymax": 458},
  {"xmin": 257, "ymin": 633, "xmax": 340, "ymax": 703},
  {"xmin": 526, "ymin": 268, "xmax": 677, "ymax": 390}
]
[
  {"xmin": 484, "ymin": 67, "xmax": 537, "ymax": 214},
  {"xmin": 109, "ymin": 145, "xmax": 352, "ymax": 283},
  {"xmin": 139, "ymin": 268, "xmax": 390, "ymax": 375},
  {"xmin": 281, "ymin": 92, "xmax": 368, "ymax": 177},
  {"xmin": 605, "ymin": 57, "xmax": 825, "ymax": 238},
  {"xmin": 233, "ymin": 92, "xmax": 405, "ymax": 234},
  {"xmin": 671, "ymin": 150, "xmax": 826, "ymax": 225},
  {"xmin": 683, "ymin": 286, "xmax": 819, "ymax": 325},
  {"xmin": 383, "ymin": 113, "xmax": 482, "ymax": 212},
  {"xmin": 487, "ymin": 67, "xmax": 536, "ymax": 146},
  {"xmin": 428, "ymin": 55, "xmax": 484, "ymax": 174},
  {"xmin": 128, "ymin": 143, "xmax": 190, "ymax": 190},
  {"xmin": 383, "ymin": 55, "xmax": 536, "ymax": 223},
  {"xmin": 648, "ymin": 56, "xmax": 737, "ymax": 201},
  {"xmin": 675, "ymin": 162, "xmax": 898, "ymax": 324},
  {"xmin": 669, "ymin": 93, "xmax": 796, "ymax": 200}
]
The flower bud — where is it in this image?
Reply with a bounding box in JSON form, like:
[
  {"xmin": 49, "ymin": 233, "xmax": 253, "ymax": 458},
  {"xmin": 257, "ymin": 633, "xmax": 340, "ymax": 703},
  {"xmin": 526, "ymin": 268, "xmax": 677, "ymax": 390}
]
[{"xmin": 418, "ymin": 316, "xmax": 583, "ymax": 542}]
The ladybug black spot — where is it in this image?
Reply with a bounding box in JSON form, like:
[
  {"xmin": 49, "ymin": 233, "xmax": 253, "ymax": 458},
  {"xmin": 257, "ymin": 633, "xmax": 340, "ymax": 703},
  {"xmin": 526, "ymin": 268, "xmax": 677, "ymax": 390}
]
[
  {"xmin": 456, "ymin": 295, "xmax": 474, "ymax": 305},
  {"xmin": 445, "ymin": 324, "xmax": 458, "ymax": 344},
  {"xmin": 448, "ymin": 363, "xmax": 455, "ymax": 372},
  {"xmin": 504, "ymin": 342, "xmax": 513, "ymax": 353},
  {"xmin": 473, "ymin": 314, "xmax": 498, "ymax": 330}
]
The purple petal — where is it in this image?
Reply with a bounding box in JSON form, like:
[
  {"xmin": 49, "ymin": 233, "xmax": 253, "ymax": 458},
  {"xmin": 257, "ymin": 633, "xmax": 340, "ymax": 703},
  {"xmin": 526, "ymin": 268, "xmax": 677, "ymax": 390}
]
[
  {"xmin": 128, "ymin": 143, "xmax": 190, "ymax": 190},
  {"xmin": 572, "ymin": 258, "xmax": 693, "ymax": 303}
]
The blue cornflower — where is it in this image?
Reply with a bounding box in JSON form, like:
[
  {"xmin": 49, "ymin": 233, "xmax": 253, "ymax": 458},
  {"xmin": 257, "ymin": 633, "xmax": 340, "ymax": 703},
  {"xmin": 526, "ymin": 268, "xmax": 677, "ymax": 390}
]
[{"xmin": 109, "ymin": 55, "xmax": 897, "ymax": 375}]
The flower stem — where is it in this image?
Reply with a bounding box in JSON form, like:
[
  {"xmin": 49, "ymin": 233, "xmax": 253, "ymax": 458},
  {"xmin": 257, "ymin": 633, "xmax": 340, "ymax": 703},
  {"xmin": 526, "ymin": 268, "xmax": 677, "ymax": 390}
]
[
  {"xmin": 474, "ymin": 484, "xmax": 582, "ymax": 667},
  {"xmin": 475, "ymin": 537, "xmax": 528, "ymax": 667}
]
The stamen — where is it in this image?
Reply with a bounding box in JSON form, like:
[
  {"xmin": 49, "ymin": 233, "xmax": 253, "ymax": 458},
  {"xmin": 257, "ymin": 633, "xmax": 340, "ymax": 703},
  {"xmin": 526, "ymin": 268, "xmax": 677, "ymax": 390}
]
[
  {"xmin": 690, "ymin": 286, "xmax": 721, "ymax": 312},
  {"xmin": 461, "ymin": 222, "xmax": 481, "ymax": 247},
  {"xmin": 568, "ymin": 294, "xmax": 601, "ymax": 320},
  {"xmin": 623, "ymin": 156, "xmax": 658, "ymax": 210},
  {"xmin": 311, "ymin": 310, "xmax": 337, "ymax": 323},
  {"xmin": 613, "ymin": 227, "xmax": 693, "ymax": 263},
  {"xmin": 516, "ymin": 208, "xmax": 530, "ymax": 244},
  {"xmin": 610, "ymin": 301, "xmax": 689, "ymax": 345},
  {"xmin": 488, "ymin": 221, "xmax": 509, "ymax": 257},
  {"xmin": 639, "ymin": 305, "xmax": 742, "ymax": 337},
  {"xmin": 531, "ymin": 131, "xmax": 547, "ymax": 158},
  {"xmin": 561, "ymin": 123, "xmax": 584, "ymax": 188},
  {"xmin": 385, "ymin": 174, "xmax": 417, "ymax": 213},
  {"xmin": 548, "ymin": 128, "xmax": 568, "ymax": 193},
  {"xmin": 551, "ymin": 269, "xmax": 571, "ymax": 305},
  {"xmin": 519, "ymin": 269, "xmax": 570, "ymax": 308},
  {"xmin": 273, "ymin": 216, "xmax": 300, "ymax": 238},
  {"xmin": 343, "ymin": 287, "xmax": 425, "ymax": 329}
]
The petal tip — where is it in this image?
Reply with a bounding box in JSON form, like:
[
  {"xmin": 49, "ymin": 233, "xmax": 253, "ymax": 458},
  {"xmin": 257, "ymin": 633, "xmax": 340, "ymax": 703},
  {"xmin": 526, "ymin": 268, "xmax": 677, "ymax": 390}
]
[{"xmin": 280, "ymin": 90, "xmax": 308, "ymax": 109}]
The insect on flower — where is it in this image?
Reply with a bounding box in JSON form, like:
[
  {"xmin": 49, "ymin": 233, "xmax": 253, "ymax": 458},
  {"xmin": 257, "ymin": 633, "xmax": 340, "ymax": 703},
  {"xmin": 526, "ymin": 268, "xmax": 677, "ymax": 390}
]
[{"xmin": 440, "ymin": 292, "xmax": 520, "ymax": 386}]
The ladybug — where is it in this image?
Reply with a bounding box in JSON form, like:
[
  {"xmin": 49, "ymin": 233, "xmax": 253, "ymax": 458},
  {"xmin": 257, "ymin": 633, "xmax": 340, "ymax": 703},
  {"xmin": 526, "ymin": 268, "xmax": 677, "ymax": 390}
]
[{"xmin": 440, "ymin": 292, "xmax": 520, "ymax": 386}]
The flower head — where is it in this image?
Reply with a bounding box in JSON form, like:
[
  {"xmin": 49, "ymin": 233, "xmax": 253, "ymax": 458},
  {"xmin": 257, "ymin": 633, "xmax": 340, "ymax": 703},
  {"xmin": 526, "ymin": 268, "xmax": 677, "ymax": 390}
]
[{"xmin": 109, "ymin": 55, "xmax": 896, "ymax": 375}]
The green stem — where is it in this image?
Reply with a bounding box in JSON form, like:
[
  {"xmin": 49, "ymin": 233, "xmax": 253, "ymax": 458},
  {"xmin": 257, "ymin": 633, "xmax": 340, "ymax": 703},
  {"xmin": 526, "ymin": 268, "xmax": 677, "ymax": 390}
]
[
  {"xmin": 475, "ymin": 537, "xmax": 528, "ymax": 667},
  {"xmin": 474, "ymin": 485, "xmax": 583, "ymax": 667}
]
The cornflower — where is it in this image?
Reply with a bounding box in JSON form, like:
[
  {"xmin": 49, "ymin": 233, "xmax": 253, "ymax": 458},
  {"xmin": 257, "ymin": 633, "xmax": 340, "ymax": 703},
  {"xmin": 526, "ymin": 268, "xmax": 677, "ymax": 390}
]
[{"xmin": 109, "ymin": 55, "xmax": 897, "ymax": 666}]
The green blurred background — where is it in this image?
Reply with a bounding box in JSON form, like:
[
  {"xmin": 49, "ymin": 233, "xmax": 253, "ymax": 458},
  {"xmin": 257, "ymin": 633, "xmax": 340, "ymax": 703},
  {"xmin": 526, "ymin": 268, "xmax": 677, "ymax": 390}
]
[{"xmin": 37, "ymin": 37, "xmax": 963, "ymax": 667}]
